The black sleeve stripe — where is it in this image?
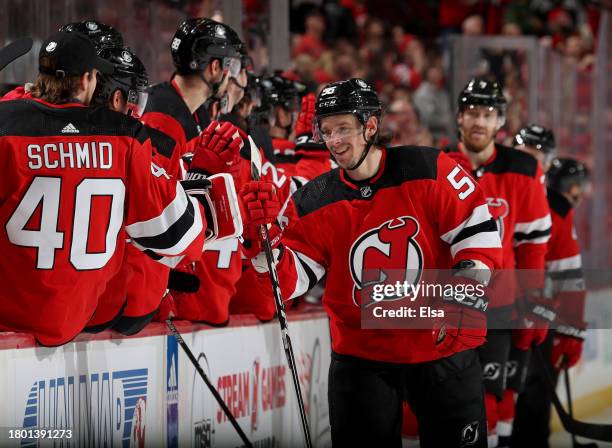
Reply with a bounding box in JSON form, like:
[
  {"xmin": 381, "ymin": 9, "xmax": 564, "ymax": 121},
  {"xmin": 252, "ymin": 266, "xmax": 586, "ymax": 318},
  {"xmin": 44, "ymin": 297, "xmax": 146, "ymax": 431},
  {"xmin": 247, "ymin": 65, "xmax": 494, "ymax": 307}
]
[
  {"xmin": 296, "ymin": 253, "xmax": 320, "ymax": 291},
  {"xmin": 133, "ymin": 199, "xmax": 196, "ymax": 250},
  {"xmin": 549, "ymin": 268, "xmax": 584, "ymax": 280},
  {"xmin": 514, "ymin": 227, "xmax": 552, "ymax": 242},
  {"xmin": 451, "ymin": 218, "xmax": 498, "ymax": 246}
]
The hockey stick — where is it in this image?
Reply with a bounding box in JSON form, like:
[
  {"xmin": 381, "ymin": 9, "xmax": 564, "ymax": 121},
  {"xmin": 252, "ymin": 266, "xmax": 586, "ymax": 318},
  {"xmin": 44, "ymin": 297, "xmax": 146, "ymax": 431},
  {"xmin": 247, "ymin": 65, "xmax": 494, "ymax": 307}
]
[
  {"xmin": 165, "ymin": 320, "xmax": 254, "ymax": 448},
  {"xmin": 248, "ymin": 136, "xmax": 313, "ymax": 448},
  {"xmin": 0, "ymin": 37, "xmax": 33, "ymax": 72},
  {"xmin": 534, "ymin": 345, "xmax": 612, "ymax": 442},
  {"xmin": 563, "ymin": 364, "xmax": 599, "ymax": 448}
]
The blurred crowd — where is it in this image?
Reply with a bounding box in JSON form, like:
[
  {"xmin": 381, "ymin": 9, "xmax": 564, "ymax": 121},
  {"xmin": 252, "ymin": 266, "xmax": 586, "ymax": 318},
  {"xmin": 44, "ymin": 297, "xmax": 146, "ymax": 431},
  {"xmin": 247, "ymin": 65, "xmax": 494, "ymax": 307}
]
[{"xmin": 274, "ymin": 0, "xmax": 601, "ymax": 148}]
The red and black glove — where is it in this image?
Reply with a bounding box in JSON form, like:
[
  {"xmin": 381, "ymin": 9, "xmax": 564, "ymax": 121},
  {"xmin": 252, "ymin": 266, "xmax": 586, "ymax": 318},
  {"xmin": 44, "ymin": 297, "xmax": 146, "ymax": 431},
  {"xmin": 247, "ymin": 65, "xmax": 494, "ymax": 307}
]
[
  {"xmin": 512, "ymin": 293, "xmax": 556, "ymax": 350},
  {"xmin": 188, "ymin": 120, "xmax": 243, "ymax": 179},
  {"xmin": 550, "ymin": 323, "xmax": 586, "ymax": 370},
  {"xmin": 239, "ymin": 181, "xmax": 282, "ymax": 258},
  {"xmin": 294, "ymin": 93, "xmax": 315, "ymax": 138},
  {"xmin": 432, "ymin": 276, "xmax": 488, "ymax": 356},
  {"xmin": 294, "ymin": 93, "xmax": 327, "ymax": 152}
]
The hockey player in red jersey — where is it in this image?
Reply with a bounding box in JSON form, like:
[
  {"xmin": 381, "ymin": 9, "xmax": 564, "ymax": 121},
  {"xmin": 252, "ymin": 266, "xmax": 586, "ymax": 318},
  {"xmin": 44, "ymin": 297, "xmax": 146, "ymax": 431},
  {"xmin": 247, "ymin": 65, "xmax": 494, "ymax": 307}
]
[
  {"xmin": 141, "ymin": 18, "xmax": 243, "ymax": 178},
  {"xmin": 493, "ymin": 124, "xmax": 558, "ymax": 445},
  {"xmin": 445, "ymin": 78, "xmax": 552, "ymax": 447},
  {"xmin": 241, "ymin": 78, "xmax": 503, "ymax": 447},
  {"xmin": 0, "ymin": 31, "xmax": 241, "ymax": 346},
  {"xmin": 511, "ymin": 157, "xmax": 590, "ymax": 447}
]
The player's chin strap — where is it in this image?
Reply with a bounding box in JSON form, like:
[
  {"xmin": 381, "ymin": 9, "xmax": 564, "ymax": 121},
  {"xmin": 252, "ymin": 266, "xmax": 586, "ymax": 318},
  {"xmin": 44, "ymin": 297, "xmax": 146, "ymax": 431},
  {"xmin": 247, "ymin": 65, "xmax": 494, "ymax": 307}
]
[
  {"xmin": 199, "ymin": 70, "xmax": 227, "ymax": 99},
  {"xmin": 346, "ymin": 129, "xmax": 377, "ymax": 171}
]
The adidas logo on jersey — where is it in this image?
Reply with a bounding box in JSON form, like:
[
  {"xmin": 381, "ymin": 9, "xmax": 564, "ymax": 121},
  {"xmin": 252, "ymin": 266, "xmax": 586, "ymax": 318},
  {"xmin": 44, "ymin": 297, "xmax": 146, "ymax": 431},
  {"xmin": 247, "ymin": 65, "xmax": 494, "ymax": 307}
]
[{"xmin": 61, "ymin": 123, "xmax": 79, "ymax": 134}]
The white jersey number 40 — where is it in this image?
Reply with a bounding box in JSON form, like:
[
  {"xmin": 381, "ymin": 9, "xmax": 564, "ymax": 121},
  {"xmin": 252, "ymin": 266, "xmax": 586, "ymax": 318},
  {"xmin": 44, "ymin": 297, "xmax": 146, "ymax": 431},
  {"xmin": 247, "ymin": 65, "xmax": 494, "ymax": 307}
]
[
  {"xmin": 446, "ymin": 166, "xmax": 475, "ymax": 200},
  {"xmin": 6, "ymin": 176, "xmax": 125, "ymax": 270}
]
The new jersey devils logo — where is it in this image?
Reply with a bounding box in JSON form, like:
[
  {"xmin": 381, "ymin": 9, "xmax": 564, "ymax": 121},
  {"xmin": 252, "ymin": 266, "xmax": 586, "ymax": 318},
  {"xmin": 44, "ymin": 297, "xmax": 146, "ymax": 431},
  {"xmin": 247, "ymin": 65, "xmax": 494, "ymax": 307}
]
[
  {"xmin": 486, "ymin": 197, "xmax": 509, "ymax": 240},
  {"xmin": 349, "ymin": 216, "xmax": 424, "ymax": 308}
]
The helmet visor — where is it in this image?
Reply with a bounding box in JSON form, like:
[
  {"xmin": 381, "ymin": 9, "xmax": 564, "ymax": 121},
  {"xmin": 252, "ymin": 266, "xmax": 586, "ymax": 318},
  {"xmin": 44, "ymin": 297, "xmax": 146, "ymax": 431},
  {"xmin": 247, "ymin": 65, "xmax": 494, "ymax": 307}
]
[
  {"xmin": 126, "ymin": 90, "xmax": 148, "ymax": 119},
  {"xmin": 223, "ymin": 56, "xmax": 242, "ymax": 79}
]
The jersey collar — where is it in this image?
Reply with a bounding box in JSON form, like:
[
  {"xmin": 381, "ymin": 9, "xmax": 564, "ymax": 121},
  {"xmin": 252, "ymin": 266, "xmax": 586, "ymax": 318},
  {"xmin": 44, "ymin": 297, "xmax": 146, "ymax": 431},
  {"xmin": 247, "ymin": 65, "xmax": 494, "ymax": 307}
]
[{"xmin": 339, "ymin": 146, "xmax": 387, "ymax": 191}]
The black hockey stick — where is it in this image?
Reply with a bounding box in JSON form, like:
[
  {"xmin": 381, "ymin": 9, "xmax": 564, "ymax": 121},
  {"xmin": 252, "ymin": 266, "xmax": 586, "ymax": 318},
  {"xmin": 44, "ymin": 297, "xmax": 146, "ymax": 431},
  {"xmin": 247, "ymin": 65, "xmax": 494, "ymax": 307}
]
[
  {"xmin": 534, "ymin": 345, "xmax": 612, "ymax": 442},
  {"xmin": 0, "ymin": 37, "xmax": 33, "ymax": 72},
  {"xmin": 248, "ymin": 136, "xmax": 313, "ymax": 448},
  {"xmin": 165, "ymin": 319, "xmax": 254, "ymax": 448},
  {"xmin": 564, "ymin": 364, "xmax": 599, "ymax": 448}
]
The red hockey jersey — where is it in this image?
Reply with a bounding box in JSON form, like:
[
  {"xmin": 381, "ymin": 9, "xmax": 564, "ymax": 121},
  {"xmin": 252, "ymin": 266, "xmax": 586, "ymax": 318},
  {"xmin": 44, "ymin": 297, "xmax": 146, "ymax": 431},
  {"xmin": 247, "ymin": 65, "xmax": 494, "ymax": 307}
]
[
  {"xmin": 0, "ymin": 98, "xmax": 206, "ymax": 345},
  {"xmin": 545, "ymin": 188, "xmax": 586, "ymax": 331},
  {"xmin": 448, "ymin": 144, "xmax": 552, "ymax": 306},
  {"xmin": 271, "ymin": 146, "xmax": 502, "ymax": 363}
]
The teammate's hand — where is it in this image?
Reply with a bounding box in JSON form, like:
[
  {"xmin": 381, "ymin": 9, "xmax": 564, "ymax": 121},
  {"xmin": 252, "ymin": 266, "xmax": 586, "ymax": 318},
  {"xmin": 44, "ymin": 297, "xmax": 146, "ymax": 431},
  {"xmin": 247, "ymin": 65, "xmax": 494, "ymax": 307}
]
[
  {"xmin": 239, "ymin": 181, "xmax": 281, "ymax": 257},
  {"xmin": 188, "ymin": 120, "xmax": 243, "ymax": 178},
  {"xmin": 432, "ymin": 277, "xmax": 488, "ymax": 356},
  {"xmin": 512, "ymin": 294, "xmax": 556, "ymax": 350},
  {"xmin": 551, "ymin": 334, "xmax": 583, "ymax": 370},
  {"xmin": 294, "ymin": 93, "xmax": 315, "ymax": 138},
  {"xmin": 153, "ymin": 291, "xmax": 177, "ymax": 322}
]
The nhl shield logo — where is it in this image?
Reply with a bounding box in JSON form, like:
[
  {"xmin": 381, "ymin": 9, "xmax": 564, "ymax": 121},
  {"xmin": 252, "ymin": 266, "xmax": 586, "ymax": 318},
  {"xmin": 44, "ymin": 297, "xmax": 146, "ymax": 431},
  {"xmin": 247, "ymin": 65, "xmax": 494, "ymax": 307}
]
[
  {"xmin": 360, "ymin": 186, "xmax": 372, "ymax": 198},
  {"xmin": 349, "ymin": 216, "xmax": 424, "ymax": 307},
  {"xmin": 45, "ymin": 41, "xmax": 57, "ymax": 53}
]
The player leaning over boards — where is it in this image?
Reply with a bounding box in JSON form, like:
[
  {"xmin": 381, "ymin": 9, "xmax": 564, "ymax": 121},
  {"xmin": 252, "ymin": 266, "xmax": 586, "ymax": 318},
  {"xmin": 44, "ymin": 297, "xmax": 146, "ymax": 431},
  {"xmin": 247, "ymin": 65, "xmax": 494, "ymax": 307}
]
[
  {"xmin": 0, "ymin": 31, "xmax": 242, "ymax": 346},
  {"xmin": 240, "ymin": 78, "xmax": 502, "ymax": 447}
]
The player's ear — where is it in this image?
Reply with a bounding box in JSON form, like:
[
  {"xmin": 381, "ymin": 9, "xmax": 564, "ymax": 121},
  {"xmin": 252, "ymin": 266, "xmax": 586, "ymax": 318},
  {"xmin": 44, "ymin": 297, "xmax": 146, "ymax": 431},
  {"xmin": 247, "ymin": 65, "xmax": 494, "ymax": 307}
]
[
  {"xmin": 111, "ymin": 90, "xmax": 124, "ymax": 112},
  {"xmin": 496, "ymin": 114, "xmax": 506, "ymax": 131},
  {"xmin": 365, "ymin": 116, "xmax": 378, "ymax": 139},
  {"xmin": 456, "ymin": 112, "xmax": 464, "ymax": 127}
]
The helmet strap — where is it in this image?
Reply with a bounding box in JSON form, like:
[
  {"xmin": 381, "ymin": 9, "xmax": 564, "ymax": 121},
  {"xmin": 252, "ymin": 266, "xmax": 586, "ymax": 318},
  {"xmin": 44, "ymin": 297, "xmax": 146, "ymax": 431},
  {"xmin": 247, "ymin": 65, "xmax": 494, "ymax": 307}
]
[{"xmin": 346, "ymin": 129, "xmax": 376, "ymax": 171}]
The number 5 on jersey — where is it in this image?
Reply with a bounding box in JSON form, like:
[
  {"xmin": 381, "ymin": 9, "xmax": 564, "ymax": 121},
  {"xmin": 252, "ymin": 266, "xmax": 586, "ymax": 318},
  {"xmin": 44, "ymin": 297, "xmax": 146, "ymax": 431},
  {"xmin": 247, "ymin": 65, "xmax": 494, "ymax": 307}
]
[{"xmin": 446, "ymin": 166, "xmax": 475, "ymax": 200}]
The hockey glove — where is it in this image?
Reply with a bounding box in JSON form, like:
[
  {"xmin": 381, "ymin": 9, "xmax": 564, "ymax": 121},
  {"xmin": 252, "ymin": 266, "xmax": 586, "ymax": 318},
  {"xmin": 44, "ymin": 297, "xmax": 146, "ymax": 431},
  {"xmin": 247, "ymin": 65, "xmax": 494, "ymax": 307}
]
[
  {"xmin": 181, "ymin": 173, "xmax": 243, "ymax": 243},
  {"xmin": 512, "ymin": 293, "xmax": 556, "ymax": 350},
  {"xmin": 551, "ymin": 332, "xmax": 584, "ymax": 370},
  {"xmin": 432, "ymin": 276, "xmax": 488, "ymax": 356},
  {"xmin": 294, "ymin": 93, "xmax": 315, "ymax": 138},
  {"xmin": 187, "ymin": 120, "xmax": 243, "ymax": 179},
  {"xmin": 239, "ymin": 180, "xmax": 282, "ymax": 258}
]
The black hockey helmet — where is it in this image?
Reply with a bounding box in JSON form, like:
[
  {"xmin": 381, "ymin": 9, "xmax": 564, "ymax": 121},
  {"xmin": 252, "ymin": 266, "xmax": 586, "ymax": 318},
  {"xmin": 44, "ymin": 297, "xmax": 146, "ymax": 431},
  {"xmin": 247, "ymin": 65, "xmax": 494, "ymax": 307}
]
[
  {"xmin": 259, "ymin": 72, "xmax": 303, "ymax": 112},
  {"xmin": 547, "ymin": 157, "xmax": 590, "ymax": 195},
  {"xmin": 314, "ymin": 78, "xmax": 383, "ymax": 171},
  {"xmin": 59, "ymin": 20, "xmax": 123, "ymax": 50},
  {"xmin": 514, "ymin": 124, "xmax": 556, "ymax": 154},
  {"xmin": 93, "ymin": 46, "xmax": 149, "ymax": 118},
  {"xmin": 315, "ymin": 78, "xmax": 382, "ymax": 126},
  {"xmin": 457, "ymin": 77, "xmax": 507, "ymax": 114},
  {"xmin": 171, "ymin": 18, "xmax": 242, "ymax": 76}
]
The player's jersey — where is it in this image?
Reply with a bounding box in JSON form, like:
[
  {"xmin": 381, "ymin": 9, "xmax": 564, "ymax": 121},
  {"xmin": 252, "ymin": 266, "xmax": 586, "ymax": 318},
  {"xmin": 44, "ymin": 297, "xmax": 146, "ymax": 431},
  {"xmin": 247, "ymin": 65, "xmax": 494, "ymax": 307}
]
[
  {"xmin": 141, "ymin": 80, "xmax": 211, "ymax": 178},
  {"xmin": 446, "ymin": 144, "xmax": 552, "ymax": 306},
  {"xmin": 272, "ymin": 146, "xmax": 502, "ymax": 363},
  {"xmin": 0, "ymin": 98, "xmax": 206, "ymax": 345},
  {"xmin": 273, "ymin": 137, "xmax": 334, "ymax": 181},
  {"xmin": 545, "ymin": 188, "xmax": 586, "ymax": 331}
]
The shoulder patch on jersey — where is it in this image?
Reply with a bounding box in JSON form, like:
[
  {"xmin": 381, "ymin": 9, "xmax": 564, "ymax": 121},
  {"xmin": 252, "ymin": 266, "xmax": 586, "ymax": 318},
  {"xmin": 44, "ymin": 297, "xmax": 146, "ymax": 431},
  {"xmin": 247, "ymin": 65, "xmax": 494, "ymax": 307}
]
[
  {"xmin": 487, "ymin": 145, "xmax": 539, "ymax": 178},
  {"xmin": 147, "ymin": 125, "xmax": 176, "ymax": 159},
  {"xmin": 547, "ymin": 188, "xmax": 572, "ymax": 218}
]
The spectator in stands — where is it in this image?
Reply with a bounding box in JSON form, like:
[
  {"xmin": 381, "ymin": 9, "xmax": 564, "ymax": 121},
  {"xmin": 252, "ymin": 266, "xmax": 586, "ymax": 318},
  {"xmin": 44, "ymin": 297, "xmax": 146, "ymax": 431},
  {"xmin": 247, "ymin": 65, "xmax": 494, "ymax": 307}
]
[
  {"xmin": 293, "ymin": 7, "xmax": 328, "ymax": 59},
  {"xmin": 462, "ymin": 14, "xmax": 484, "ymax": 36},
  {"xmin": 383, "ymin": 98, "xmax": 433, "ymax": 147},
  {"xmin": 413, "ymin": 64, "xmax": 452, "ymax": 143}
]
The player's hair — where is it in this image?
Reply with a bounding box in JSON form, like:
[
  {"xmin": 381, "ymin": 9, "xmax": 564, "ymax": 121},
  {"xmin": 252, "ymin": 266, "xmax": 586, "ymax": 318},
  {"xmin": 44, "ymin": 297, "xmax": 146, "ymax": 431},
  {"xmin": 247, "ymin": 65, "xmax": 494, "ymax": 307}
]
[{"xmin": 30, "ymin": 72, "xmax": 82, "ymax": 103}]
